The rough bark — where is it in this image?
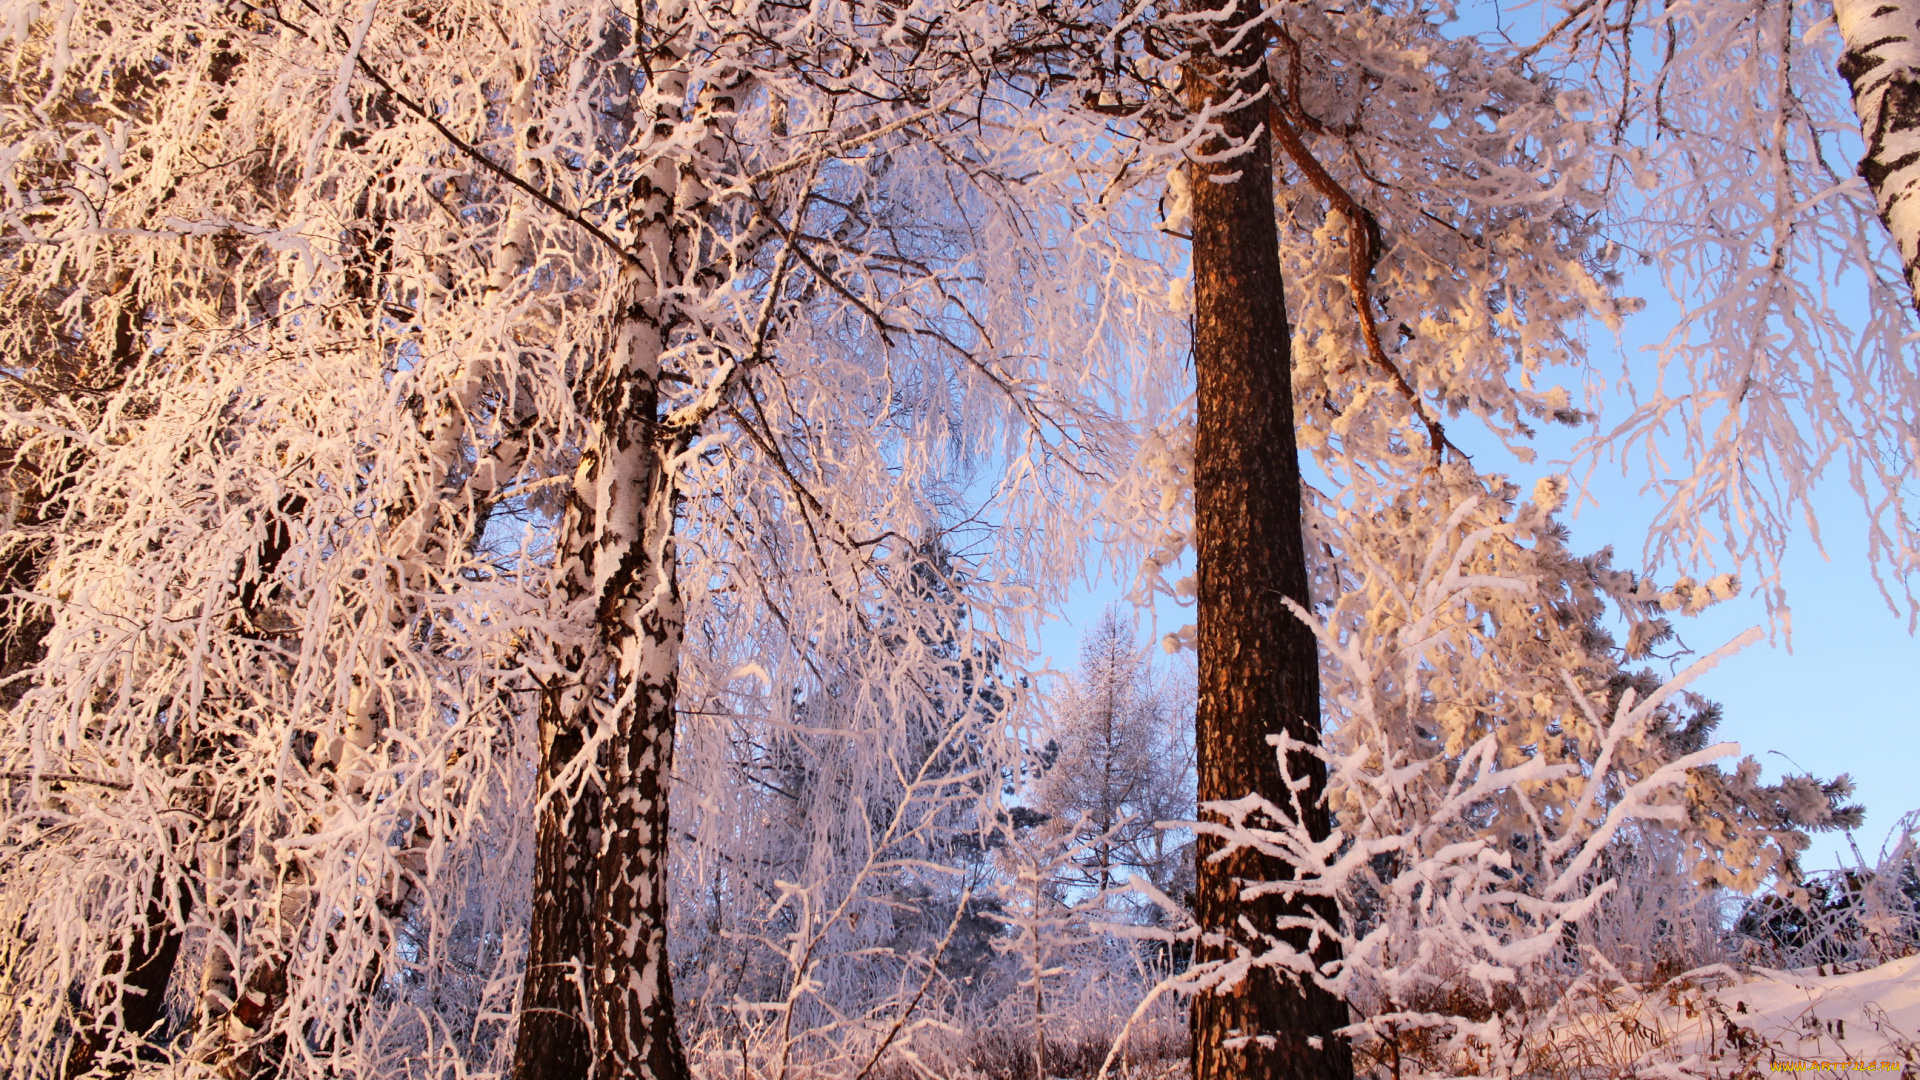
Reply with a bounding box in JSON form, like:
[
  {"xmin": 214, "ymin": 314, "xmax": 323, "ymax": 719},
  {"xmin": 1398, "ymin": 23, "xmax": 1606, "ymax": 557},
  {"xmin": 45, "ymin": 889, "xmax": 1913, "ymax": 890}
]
[
  {"xmin": 1836, "ymin": 0, "xmax": 1920, "ymax": 314},
  {"xmin": 508, "ymin": 18, "xmax": 738, "ymax": 1072},
  {"xmin": 514, "ymin": 297, "xmax": 690, "ymax": 1080},
  {"xmin": 514, "ymin": 700, "xmax": 602, "ymax": 1080},
  {"xmin": 589, "ymin": 447, "xmax": 688, "ymax": 1080},
  {"xmin": 1183, "ymin": 3, "xmax": 1355, "ymax": 1080}
]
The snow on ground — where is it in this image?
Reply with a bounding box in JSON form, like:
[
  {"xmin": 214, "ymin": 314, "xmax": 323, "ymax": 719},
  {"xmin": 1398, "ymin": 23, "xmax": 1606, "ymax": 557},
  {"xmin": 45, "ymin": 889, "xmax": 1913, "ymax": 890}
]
[
  {"xmin": 1713, "ymin": 953, "xmax": 1920, "ymax": 1066},
  {"xmin": 1533, "ymin": 954, "xmax": 1919, "ymax": 1079}
]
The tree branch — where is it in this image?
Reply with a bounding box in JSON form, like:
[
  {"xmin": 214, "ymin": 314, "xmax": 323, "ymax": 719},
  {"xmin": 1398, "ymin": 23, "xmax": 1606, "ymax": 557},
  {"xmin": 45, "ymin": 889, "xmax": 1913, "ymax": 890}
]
[
  {"xmin": 229, "ymin": 0, "xmax": 638, "ymax": 267},
  {"xmin": 349, "ymin": 59, "xmax": 639, "ymax": 267},
  {"xmin": 0, "ymin": 771, "xmax": 132, "ymax": 791},
  {"xmin": 1267, "ymin": 100, "xmax": 1460, "ymax": 464}
]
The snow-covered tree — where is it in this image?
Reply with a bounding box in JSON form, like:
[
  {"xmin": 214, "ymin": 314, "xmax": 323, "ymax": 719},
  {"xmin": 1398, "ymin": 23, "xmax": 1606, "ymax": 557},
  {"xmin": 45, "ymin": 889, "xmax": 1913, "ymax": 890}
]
[
  {"xmin": 0, "ymin": 2, "xmax": 1179, "ymax": 1077},
  {"xmin": 667, "ymin": 541, "xmax": 1028, "ymax": 1072},
  {"xmin": 1301, "ymin": 477, "xmax": 1862, "ymax": 892},
  {"xmin": 1, "ymin": 0, "xmax": 1914, "ymax": 1078},
  {"xmin": 1733, "ymin": 810, "xmax": 1920, "ymax": 968},
  {"xmin": 1051, "ymin": 0, "xmax": 1910, "ymax": 1067},
  {"xmin": 1033, "ymin": 607, "xmax": 1193, "ymax": 902},
  {"xmin": 1514, "ymin": 0, "xmax": 1920, "ymax": 605},
  {"xmin": 1157, "ymin": 477, "xmax": 1864, "ymax": 1074}
]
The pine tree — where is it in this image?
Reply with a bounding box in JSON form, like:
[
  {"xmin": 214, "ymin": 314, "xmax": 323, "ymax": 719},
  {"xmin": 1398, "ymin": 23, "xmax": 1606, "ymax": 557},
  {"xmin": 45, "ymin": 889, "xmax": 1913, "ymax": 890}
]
[
  {"xmin": 1181, "ymin": 2, "xmax": 1354, "ymax": 1077},
  {"xmin": 1034, "ymin": 607, "xmax": 1192, "ymax": 902},
  {"xmin": 2, "ymin": 0, "xmax": 1916, "ymax": 1077}
]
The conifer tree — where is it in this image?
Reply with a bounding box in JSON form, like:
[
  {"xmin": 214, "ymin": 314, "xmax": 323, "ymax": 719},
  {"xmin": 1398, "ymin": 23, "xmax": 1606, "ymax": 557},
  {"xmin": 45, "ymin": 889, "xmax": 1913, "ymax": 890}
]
[
  {"xmin": 1035, "ymin": 608, "xmax": 1191, "ymax": 901},
  {"xmin": 1180, "ymin": 3, "xmax": 1354, "ymax": 1078}
]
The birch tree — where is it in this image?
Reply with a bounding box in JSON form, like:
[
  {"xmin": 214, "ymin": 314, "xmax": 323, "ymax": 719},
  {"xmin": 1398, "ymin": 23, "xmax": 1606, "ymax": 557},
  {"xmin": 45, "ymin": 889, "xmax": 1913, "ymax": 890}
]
[
  {"xmin": 0, "ymin": 2, "xmax": 1175, "ymax": 1078},
  {"xmin": 1836, "ymin": 0, "xmax": 1920, "ymax": 312},
  {"xmin": 1, "ymin": 0, "xmax": 1914, "ymax": 1078},
  {"xmin": 1512, "ymin": 0, "xmax": 1920, "ymax": 605}
]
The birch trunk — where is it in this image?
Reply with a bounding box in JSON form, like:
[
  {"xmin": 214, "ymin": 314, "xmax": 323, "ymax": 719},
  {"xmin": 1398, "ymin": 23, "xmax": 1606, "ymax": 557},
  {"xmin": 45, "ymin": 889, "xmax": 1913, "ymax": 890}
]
[
  {"xmin": 1836, "ymin": 0, "xmax": 1920, "ymax": 312},
  {"xmin": 515, "ymin": 698, "xmax": 599, "ymax": 1080},
  {"xmin": 514, "ymin": 290, "xmax": 689, "ymax": 1080},
  {"xmin": 590, "ymin": 434, "xmax": 687, "ymax": 1080},
  {"xmin": 512, "ymin": 16, "xmax": 747, "ymax": 1072},
  {"xmin": 1183, "ymin": 3, "xmax": 1355, "ymax": 1080}
]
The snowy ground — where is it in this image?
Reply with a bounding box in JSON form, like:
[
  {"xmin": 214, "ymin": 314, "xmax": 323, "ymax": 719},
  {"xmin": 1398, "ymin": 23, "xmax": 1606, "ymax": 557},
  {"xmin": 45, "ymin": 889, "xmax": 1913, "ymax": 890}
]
[
  {"xmin": 1714, "ymin": 954, "xmax": 1920, "ymax": 1067},
  {"xmin": 1543, "ymin": 954, "xmax": 1920, "ymax": 1079}
]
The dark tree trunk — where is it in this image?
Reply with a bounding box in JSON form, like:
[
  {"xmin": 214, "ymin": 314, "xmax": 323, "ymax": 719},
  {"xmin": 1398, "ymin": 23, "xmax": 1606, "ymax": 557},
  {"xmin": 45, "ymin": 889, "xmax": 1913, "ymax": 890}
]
[
  {"xmin": 1183, "ymin": 4, "xmax": 1355, "ymax": 1080},
  {"xmin": 515, "ymin": 499, "xmax": 689, "ymax": 1080},
  {"xmin": 513, "ymin": 696, "xmax": 601, "ymax": 1080},
  {"xmin": 61, "ymin": 869, "xmax": 189, "ymax": 1079}
]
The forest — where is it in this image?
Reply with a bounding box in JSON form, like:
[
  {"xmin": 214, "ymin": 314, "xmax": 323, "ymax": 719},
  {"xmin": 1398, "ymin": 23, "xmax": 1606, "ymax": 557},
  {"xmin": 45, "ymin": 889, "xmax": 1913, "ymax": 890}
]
[{"xmin": 0, "ymin": 0, "xmax": 1916, "ymax": 1078}]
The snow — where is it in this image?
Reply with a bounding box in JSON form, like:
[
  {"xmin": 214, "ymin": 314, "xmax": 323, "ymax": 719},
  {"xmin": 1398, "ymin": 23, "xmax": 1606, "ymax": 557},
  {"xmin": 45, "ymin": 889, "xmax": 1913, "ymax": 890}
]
[
  {"xmin": 1, "ymin": 0, "xmax": 1915, "ymax": 1075},
  {"xmin": 1541, "ymin": 955, "xmax": 1920, "ymax": 1080},
  {"xmin": 1715, "ymin": 955, "xmax": 1920, "ymax": 1064}
]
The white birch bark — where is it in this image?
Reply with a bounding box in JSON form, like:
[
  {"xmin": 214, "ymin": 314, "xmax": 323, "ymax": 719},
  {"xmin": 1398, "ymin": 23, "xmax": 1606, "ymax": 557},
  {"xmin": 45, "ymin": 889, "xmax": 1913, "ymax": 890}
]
[
  {"xmin": 517, "ymin": 20, "xmax": 739, "ymax": 1075},
  {"xmin": 1837, "ymin": 0, "xmax": 1920, "ymax": 311}
]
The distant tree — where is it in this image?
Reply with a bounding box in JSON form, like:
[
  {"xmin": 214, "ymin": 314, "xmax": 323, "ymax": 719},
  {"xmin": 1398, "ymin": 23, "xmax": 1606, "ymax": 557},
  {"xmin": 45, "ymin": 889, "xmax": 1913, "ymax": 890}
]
[
  {"xmin": 668, "ymin": 539, "xmax": 1026, "ymax": 1060},
  {"xmin": 1033, "ymin": 607, "xmax": 1193, "ymax": 903}
]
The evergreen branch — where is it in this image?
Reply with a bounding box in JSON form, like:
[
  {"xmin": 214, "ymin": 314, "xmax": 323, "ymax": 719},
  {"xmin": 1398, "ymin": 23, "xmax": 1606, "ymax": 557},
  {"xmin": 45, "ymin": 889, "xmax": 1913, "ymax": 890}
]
[{"xmin": 1267, "ymin": 99, "xmax": 1462, "ymax": 465}]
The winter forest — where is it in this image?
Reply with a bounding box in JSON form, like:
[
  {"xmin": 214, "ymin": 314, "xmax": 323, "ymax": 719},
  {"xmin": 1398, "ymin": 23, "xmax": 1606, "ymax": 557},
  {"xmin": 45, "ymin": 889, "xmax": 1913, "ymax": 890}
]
[{"xmin": 3, "ymin": 0, "xmax": 1920, "ymax": 1077}]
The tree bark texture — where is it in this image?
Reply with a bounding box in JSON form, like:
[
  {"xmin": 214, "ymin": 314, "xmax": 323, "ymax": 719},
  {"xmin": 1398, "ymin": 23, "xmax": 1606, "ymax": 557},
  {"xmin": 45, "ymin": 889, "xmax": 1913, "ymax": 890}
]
[
  {"xmin": 514, "ymin": 698, "xmax": 602, "ymax": 1080},
  {"xmin": 588, "ymin": 459, "xmax": 688, "ymax": 1080},
  {"xmin": 1184, "ymin": 4, "xmax": 1355, "ymax": 1080},
  {"xmin": 513, "ymin": 297, "xmax": 689, "ymax": 1080},
  {"xmin": 1836, "ymin": 0, "xmax": 1920, "ymax": 314}
]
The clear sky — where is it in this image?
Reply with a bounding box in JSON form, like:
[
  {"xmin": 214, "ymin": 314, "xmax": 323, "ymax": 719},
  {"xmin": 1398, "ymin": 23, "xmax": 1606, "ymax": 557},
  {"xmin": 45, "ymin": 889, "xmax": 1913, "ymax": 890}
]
[{"xmin": 1530, "ymin": 256, "xmax": 1919, "ymax": 872}]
